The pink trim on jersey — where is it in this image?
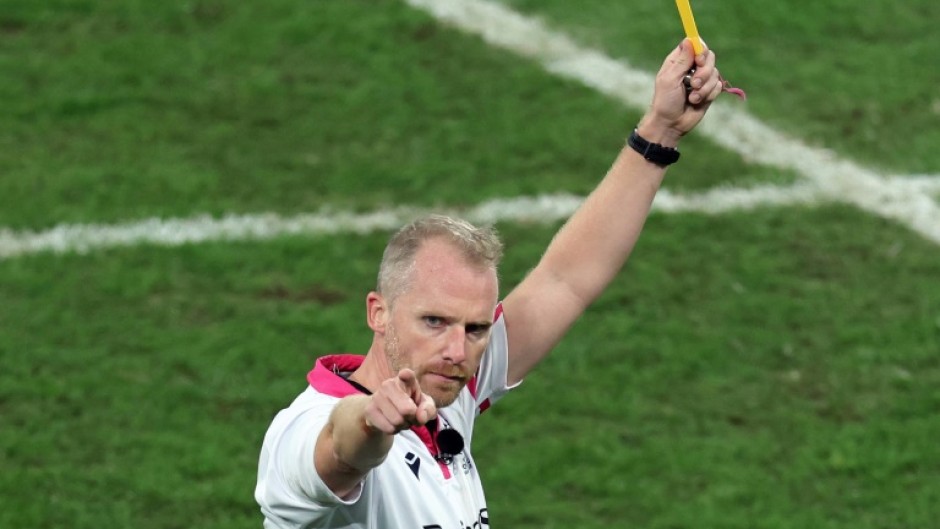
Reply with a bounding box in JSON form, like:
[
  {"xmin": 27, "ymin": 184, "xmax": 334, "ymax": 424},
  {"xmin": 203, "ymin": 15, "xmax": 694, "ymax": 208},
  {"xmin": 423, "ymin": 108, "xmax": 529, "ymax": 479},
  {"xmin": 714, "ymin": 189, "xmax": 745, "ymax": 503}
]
[
  {"xmin": 307, "ymin": 354, "xmax": 366, "ymax": 398},
  {"xmin": 412, "ymin": 421, "xmax": 452, "ymax": 479},
  {"xmin": 466, "ymin": 377, "xmax": 478, "ymax": 399}
]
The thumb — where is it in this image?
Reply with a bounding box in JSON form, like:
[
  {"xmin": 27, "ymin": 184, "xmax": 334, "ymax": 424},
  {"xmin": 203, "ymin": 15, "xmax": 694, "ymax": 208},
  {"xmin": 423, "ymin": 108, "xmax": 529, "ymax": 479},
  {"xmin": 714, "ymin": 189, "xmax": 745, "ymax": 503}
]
[
  {"xmin": 415, "ymin": 393, "xmax": 438, "ymax": 425},
  {"xmin": 666, "ymin": 39, "xmax": 696, "ymax": 76}
]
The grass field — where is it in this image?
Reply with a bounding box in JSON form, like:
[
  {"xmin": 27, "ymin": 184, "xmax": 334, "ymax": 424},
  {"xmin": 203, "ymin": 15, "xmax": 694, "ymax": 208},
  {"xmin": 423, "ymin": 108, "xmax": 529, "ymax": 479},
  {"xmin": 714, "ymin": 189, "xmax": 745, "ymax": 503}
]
[{"xmin": 1, "ymin": 0, "xmax": 939, "ymax": 527}]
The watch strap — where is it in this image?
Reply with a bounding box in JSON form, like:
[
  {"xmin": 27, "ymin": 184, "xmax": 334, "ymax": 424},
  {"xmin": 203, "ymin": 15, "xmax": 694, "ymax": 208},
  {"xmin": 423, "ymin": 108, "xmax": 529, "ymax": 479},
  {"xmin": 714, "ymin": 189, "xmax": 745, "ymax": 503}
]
[{"xmin": 627, "ymin": 129, "xmax": 681, "ymax": 166}]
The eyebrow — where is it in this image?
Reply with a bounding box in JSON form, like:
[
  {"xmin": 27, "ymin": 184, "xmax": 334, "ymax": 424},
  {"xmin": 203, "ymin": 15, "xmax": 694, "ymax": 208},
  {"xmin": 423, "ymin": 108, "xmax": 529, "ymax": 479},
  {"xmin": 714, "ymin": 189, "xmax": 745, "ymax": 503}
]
[{"xmin": 465, "ymin": 321, "xmax": 493, "ymax": 332}]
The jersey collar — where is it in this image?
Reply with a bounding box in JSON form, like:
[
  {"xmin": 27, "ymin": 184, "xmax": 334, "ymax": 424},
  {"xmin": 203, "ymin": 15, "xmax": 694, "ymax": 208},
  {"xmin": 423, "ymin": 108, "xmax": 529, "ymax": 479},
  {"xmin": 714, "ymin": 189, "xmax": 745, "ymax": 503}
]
[{"xmin": 307, "ymin": 354, "xmax": 367, "ymax": 398}]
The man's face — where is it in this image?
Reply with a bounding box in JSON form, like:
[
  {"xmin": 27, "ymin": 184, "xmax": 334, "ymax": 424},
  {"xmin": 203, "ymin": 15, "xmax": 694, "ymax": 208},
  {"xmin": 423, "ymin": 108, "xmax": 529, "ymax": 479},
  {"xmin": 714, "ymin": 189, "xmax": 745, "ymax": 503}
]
[{"xmin": 381, "ymin": 239, "xmax": 498, "ymax": 408}]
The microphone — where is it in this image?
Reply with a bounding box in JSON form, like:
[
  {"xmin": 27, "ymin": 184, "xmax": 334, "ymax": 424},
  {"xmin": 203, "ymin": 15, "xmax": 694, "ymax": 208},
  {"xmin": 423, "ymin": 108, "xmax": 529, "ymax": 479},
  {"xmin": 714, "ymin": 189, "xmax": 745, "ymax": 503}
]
[{"xmin": 433, "ymin": 426, "xmax": 465, "ymax": 465}]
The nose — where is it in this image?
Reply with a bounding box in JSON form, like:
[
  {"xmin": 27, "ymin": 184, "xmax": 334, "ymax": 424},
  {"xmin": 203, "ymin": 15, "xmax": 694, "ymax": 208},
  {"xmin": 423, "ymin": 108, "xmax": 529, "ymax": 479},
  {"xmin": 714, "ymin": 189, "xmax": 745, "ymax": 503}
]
[{"xmin": 441, "ymin": 326, "xmax": 468, "ymax": 364}]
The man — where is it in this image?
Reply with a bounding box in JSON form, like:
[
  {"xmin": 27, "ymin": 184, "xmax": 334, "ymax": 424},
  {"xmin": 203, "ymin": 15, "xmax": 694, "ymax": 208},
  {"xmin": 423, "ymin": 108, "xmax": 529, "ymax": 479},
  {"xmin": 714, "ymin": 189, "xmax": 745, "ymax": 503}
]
[{"xmin": 256, "ymin": 39, "xmax": 726, "ymax": 528}]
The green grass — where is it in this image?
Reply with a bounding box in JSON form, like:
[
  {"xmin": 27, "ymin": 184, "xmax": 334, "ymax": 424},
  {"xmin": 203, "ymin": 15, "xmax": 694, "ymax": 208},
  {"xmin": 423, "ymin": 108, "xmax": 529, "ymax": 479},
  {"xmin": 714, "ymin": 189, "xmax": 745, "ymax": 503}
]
[
  {"xmin": 483, "ymin": 209, "xmax": 940, "ymax": 527},
  {"xmin": 1, "ymin": 0, "xmax": 938, "ymax": 528}
]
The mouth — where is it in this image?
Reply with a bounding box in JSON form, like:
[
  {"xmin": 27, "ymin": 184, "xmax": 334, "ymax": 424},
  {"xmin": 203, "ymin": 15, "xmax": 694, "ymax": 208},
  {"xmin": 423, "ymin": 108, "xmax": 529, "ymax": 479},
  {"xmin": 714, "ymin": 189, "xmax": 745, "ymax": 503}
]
[{"xmin": 426, "ymin": 372, "xmax": 467, "ymax": 385}]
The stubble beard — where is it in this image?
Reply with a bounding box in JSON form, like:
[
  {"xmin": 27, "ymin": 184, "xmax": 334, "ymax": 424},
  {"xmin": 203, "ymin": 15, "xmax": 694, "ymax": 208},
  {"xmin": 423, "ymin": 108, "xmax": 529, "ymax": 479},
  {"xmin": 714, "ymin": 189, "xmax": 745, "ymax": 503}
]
[{"xmin": 383, "ymin": 321, "xmax": 463, "ymax": 408}]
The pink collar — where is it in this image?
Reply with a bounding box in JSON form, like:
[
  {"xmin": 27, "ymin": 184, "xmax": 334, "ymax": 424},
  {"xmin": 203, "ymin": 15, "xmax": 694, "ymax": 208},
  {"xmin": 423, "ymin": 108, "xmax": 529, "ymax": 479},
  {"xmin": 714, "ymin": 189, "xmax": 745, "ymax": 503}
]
[{"xmin": 307, "ymin": 354, "xmax": 367, "ymax": 398}]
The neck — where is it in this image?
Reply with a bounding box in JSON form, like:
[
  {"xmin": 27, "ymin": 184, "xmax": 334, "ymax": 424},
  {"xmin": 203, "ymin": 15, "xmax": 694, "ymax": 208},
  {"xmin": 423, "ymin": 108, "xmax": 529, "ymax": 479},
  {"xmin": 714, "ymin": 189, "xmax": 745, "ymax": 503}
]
[
  {"xmin": 344, "ymin": 375, "xmax": 373, "ymax": 395},
  {"xmin": 348, "ymin": 344, "xmax": 394, "ymax": 392}
]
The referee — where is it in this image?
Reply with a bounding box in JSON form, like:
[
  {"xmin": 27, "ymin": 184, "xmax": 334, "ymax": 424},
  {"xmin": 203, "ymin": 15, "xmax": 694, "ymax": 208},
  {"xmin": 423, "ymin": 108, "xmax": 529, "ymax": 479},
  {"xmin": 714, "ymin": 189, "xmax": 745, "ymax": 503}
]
[{"xmin": 255, "ymin": 39, "xmax": 725, "ymax": 528}]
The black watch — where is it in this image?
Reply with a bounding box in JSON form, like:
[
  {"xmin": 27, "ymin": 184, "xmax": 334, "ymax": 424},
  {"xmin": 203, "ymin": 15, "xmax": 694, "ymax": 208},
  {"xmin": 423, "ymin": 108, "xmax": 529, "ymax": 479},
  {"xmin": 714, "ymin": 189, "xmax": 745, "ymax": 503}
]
[{"xmin": 627, "ymin": 129, "xmax": 680, "ymax": 167}]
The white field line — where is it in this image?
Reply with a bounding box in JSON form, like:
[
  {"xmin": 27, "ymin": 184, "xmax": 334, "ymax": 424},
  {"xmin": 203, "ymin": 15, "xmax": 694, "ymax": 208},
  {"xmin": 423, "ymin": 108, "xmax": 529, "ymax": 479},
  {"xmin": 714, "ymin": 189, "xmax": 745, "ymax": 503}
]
[
  {"xmin": 0, "ymin": 186, "xmax": 821, "ymax": 260},
  {"xmin": 891, "ymin": 175, "xmax": 940, "ymax": 194},
  {"xmin": 404, "ymin": 0, "xmax": 940, "ymax": 245}
]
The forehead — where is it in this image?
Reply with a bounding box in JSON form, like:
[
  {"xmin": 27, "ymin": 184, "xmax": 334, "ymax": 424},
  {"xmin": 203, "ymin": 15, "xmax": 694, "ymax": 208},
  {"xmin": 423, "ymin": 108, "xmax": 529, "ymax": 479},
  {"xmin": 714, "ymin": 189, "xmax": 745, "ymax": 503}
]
[{"xmin": 399, "ymin": 238, "xmax": 498, "ymax": 315}]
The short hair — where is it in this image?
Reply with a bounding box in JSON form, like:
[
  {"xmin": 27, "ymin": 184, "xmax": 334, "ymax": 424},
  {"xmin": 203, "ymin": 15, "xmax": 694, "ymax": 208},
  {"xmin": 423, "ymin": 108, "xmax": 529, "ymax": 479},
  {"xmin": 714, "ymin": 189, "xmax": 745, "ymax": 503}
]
[{"xmin": 377, "ymin": 214, "xmax": 503, "ymax": 304}]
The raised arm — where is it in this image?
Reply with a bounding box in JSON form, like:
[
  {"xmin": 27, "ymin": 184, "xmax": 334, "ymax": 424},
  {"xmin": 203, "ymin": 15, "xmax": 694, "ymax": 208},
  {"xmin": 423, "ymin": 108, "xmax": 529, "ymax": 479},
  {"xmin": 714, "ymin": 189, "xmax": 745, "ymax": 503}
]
[{"xmin": 501, "ymin": 39, "xmax": 725, "ymax": 384}]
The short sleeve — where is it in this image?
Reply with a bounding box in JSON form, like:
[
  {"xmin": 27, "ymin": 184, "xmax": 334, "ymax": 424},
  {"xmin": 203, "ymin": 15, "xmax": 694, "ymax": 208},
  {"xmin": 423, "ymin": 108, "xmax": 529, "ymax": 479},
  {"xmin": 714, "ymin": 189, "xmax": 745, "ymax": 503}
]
[
  {"xmin": 255, "ymin": 397, "xmax": 364, "ymax": 528},
  {"xmin": 468, "ymin": 305, "xmax": 520, "ymax": 414}
]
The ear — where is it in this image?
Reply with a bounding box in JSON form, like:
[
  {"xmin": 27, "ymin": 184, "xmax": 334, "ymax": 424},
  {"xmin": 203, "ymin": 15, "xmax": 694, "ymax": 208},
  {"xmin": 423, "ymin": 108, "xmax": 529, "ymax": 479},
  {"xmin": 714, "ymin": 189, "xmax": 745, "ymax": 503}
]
[{"xmin": 366, "ymin": 291, "xmax": 388, "ymax": 334}]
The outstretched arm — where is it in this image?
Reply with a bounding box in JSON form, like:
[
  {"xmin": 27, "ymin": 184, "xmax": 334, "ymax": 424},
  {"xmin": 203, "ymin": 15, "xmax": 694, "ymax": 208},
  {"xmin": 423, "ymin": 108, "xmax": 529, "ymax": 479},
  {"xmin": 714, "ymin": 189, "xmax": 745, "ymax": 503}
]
[
  {"xmin": 502, "ymin": 39, "xmax": 725, "ymax": 384},
  {"xmin": 313, "ymin": 369, "xmax": 437, "ymax": 497}
]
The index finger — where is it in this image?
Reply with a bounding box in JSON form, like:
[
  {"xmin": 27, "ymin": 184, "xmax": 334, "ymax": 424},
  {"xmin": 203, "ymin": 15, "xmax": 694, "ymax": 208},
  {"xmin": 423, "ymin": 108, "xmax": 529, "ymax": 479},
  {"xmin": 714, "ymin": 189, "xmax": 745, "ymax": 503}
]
[
  {"xmin": 396, "ymin": 368, "xmax": 422, "ymax": 403},
  {"xmin": 694, "ymin": 46, "xmax": 715, "ymax": 69}
]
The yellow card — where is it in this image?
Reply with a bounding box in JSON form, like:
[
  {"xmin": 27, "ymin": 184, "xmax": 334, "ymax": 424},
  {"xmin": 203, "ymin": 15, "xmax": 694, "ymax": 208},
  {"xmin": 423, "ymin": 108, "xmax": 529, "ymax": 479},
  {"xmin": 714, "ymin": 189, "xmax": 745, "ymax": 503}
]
[{"xmin": 675, "ymin": 0, "xmax": 705, "ymax": 55}]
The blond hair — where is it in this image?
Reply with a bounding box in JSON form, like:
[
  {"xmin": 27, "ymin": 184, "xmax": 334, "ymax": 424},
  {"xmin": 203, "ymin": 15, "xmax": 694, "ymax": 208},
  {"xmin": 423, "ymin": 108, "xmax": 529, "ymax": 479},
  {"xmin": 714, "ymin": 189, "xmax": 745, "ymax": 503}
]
[{"xmin": 377, "ymin": 215, "xmax": 503, "ymax": 304}]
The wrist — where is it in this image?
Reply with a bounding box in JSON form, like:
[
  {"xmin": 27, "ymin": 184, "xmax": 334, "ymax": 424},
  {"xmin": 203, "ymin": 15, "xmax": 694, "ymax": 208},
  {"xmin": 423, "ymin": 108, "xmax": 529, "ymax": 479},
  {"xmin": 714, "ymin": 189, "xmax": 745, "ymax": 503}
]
[
  {"xmin": 635, "ymin": 116, "xmax": 682, "ymax": 148},
  {"xmin": 626, "ymin": 128, "xmax": 681, "ymax": 167}
]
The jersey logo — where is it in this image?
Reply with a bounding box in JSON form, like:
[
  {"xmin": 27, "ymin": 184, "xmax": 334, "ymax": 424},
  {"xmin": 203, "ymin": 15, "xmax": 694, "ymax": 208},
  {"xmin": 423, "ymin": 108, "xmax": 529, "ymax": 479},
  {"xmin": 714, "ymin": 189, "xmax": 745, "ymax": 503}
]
[{"xmin": 404, "ymin": 451, "xmax": 421, "ymax": 480}]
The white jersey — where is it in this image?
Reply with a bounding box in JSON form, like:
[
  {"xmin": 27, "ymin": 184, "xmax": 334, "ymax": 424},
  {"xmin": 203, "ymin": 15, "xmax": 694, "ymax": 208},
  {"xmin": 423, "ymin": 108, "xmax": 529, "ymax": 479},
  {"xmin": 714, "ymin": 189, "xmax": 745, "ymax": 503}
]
[{"xmin": 256, "ymin": 306, "xmax": 515, "ymax": 529}]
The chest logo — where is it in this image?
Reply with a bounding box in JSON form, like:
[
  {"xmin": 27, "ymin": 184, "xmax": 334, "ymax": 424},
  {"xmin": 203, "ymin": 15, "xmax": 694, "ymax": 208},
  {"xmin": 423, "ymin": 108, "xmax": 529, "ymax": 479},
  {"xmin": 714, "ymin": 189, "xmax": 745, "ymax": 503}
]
[{"xmin": 404, "ymin": 451, "xmax": 421, "ymax": 480}]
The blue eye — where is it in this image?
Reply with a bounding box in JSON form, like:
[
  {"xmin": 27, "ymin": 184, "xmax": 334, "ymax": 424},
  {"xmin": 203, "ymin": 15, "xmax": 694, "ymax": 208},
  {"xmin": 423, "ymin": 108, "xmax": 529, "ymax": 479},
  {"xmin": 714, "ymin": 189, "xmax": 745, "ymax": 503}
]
[{"xmin": 424, "ymin": 316, "xmax": 444, "ymax": 327}]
